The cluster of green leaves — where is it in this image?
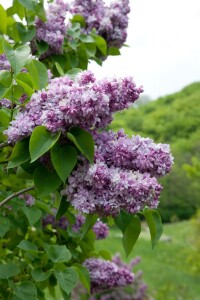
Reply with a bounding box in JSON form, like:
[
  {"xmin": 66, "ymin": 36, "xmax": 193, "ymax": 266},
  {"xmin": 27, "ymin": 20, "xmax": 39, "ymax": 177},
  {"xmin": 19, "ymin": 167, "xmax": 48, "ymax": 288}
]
[
  {"xmin": 111, "ymin": 82, "xmax": 200, "ymax": 222},
  {"xmin": 0, "ymin": 195, "xmax": 99, "ymax": 299},
  {"xmin": 114, "ymin": 209, "xmax": 163, "ymax": 257}
]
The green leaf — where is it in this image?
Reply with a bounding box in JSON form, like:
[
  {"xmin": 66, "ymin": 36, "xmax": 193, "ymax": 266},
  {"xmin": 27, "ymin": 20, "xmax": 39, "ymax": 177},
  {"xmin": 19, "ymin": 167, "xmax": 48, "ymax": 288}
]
[
  {"xmin": 114, "ymin": 210, "xmax": 133, "ymax": 233},
  {"xmin": 0, "ymin": 5, "xmax": 7, "ymax": 34},
  {"xmin": 55, "ymin": 62, "xmax": 64, "ymax": 76},
  {"xmin": 33, "ymin": 165, "xmax": 62, "ymax": 196},
  {"xmin": 26, "ymin": 59, "xmax": 48, "ymax": 90},
  {"xmin": 16, "ymin": 23, "xmax": 36, "ymax": 43},
  {"xmin": 51, "ymin": 144, "xmax": 77, "ymax": 183},
  {"xmin": 79, "ymin": 34, "xmax": 94, "ymax": 43},
  {"xmin": 31, "ymin": 268, "xmax": 51, "ymax": 282},
  {"xmin": 0, "ymin": 35, "xmax": 4, "ymax": 54},
  {"xmin": 66, "ymin": 68, "xmax": 82, "ymax": 79},
  {"xmin": 0, "ymin": 216, "xmax": 10, "ymax": 238},
  {"xmin": 0, "ymin": 109, "xmax": 10, "ymax": 128},
  {"xmin": 0, "ymin": 70, "xmax": 12, "ymax": 87},
  {"xmin": 71, "ymin": 14, "xmax": 86, "ymax": 27},
  {"xmin": 17, "ymin": 0, "xmax": 46, "ymax": 21},
  {"xmin": 8, "ymin": 138, "xmax": 30, "ymax": 168},
  {"xmin": 29, "ymin": 126, "xmax": 61, "ymax": 162},
  {"xmin": 77, "ymin": 44, "xmax": 88, "ymax": 70},
  {"xmin": 81, "ymin": 214, "xmax": 98, "ymax": 239},
  {"xmin": 3, "ymin": 41, "xmax": 30, "ymax": 74},
  {"xmin": 6, "ymin": 0, "xmax": 25, "ymax": 20},
  {"xmin": 15, "ymin": 78, "xmax": 34, "ymax": 96},
  {"xmin": 56, "ymin": 196, "xmax": 70, "ymax": 220},
  {"xmin": 47, "ymin": 245, "xmax": 72, "ymax": 263},
  {"xmin": 14, "ymin": 281, "xmax": 37, "ymax": 300},
  {"xmin": 85, "ymin": 43, "xmax": 96, "ymax": 58},
  {"xmin": 94, "ymin": 35, "xmax": 107, "ymax": 56},
  {"xmin": 72, "ymin": 264, "xmax": 90, "ymax": 292},
  {"xmin": 36, "ymin": 40, "xmax": 49, "ymax": 56},
  {"xmin": 69, "ymin": 52, "xmax": 78, "ymax": 68},
  {"xmin": 0, "ymin": 263, "xmax": 20, "ymax": 279},
  {"xmin": 122, "ymin": 215, "xmax": 141, "ymax": 258},
  {"xmin": 108, "ymin": 47, "xmax": 121, "ymax": 56},
  {"xmin": 0, "ymin": 83, "xmax": 11, "ymax": 99},
  {"xmin": 67, "ymin": 127, "xmax": 94, "ymax": 163},
  {"xmin": 54, "ymin": 268, "xmax": 79, "ymax": 295},
  {"xmin": 98, "ymin": 250, "xmax": 112, "ymax": 261},
  {"xmin": 17, "ymin": 240, "xmax": 38, "ymax": 252},
  {"xmin": 143, "ymin": 210, "xmax": 163, "ymax": 249},
  {"xmin": 22, "ymin": 206, "xmax": 42, "ymax": 226}
]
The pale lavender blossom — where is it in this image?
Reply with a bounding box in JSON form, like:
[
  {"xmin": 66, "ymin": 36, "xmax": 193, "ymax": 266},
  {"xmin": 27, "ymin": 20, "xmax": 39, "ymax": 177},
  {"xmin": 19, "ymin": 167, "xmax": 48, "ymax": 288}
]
[
  {"xmin": 0, "ymin": 54, "xmax": 10, "ymax": 70},
  {"xmin": 18, "ymin": 194, "xmax": 35, "ymax": 206},
  {"xmin": 84, "ymin": 258, "xmax": 134, "ymax": 293},
  {"xmin": 4, "ymin": 71, "xmax": 143, "ymax": 143},
  {"xmin": 63, "ymin": 160, "xmax": 162, "ymax": 216},
  {"xmin": 0, "ymin": 99, "xmax": 12, "ymax": 108},
  {"xmin": 94, "ymin": 130, "xmax": 174, "ymax": 176}
]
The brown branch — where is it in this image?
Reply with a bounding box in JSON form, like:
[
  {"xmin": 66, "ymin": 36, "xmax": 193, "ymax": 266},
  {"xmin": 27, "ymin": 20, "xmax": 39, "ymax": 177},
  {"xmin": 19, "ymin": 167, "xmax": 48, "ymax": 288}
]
[
  {"xmin": 0, "ymin": 186, "xmax": 35, "ymax": 208},
  {"xmin": 0, "ymin": 142, "xmax": 11, "ymax": 149}
]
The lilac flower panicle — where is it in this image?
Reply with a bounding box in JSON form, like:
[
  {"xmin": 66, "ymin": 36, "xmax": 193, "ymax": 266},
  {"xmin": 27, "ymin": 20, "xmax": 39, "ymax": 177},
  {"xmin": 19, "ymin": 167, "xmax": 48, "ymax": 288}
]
[
  {"xmin": 93, "ymin": 220, "xmax": 109, "ymax": 239},
  {"xmin": 94, "ymin": 130, "xmax": 174, "ymax": 177},
  {"xmin": 84, "ymin": 258, "xmax": 134, "ymax": 293},
  {"xmin": 70, "ymin": 0, "xmax": 130, "ymax": 48},
  {"xmin": 63, "ymin": 160, "xmax": 162, "ymax": 216},
  {"xmin": 35, "ymin": 0, "xmax": 68, "ymax": 53},
  {"xmin": 4, "ymin": 71, "xmax": 143, "ymax": 143}
]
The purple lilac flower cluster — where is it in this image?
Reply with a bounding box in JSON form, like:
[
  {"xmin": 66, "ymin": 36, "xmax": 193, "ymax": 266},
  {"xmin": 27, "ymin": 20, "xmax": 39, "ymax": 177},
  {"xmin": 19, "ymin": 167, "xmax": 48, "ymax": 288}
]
[
  {"xmin": 94, "ymin": 130, "xmax": 174, "ymax": 177},
  {"xmin": 70, "ymin": 0, "xmax": 130, "ymax": 48},
  {"xmin": 83, "ymin": 257, "xmax": 134, "ymax": 293},
  {"xmin": 4, "ymin": 71, "xmax": 143, "ymax": 143},
  {"xmin": 35, "ymin": 0, "xmax": 68, "ymax": 53},
  {"xmin": 63, "ymin": 127, "xmax": 173, "ymax": 216},
  {"xmin": 0, "ymin": 54, "xmax": 10, "ymax": 70},
  {"xmin": 64, "ymin": 158, "xmax": 162, "ymax": 216},
  {"xmin": 87, "ymin": 255, "xmax": 149, "ymax": 300},
  {"xmin": 18, "ymin": 194, "xmax": 35, "ymax": 206},
  {"xmin": 42, "ymin": 211, "xmax": 109, "ymax": 239}
]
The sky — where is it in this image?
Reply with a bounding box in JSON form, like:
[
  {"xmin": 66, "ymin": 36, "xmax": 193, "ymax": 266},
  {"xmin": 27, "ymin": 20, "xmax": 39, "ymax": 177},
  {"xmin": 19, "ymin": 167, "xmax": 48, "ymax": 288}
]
[{"xmin": 1, "ymin": 0, "xmax": 200, "ymax": 98}]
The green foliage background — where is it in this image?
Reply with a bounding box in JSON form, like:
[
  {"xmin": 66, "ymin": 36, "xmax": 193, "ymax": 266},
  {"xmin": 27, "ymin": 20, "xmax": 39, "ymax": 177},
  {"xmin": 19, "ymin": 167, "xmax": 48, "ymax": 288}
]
[{"xmin": 111, "ymin": 82, "xmax": 200, "ymax": 222}]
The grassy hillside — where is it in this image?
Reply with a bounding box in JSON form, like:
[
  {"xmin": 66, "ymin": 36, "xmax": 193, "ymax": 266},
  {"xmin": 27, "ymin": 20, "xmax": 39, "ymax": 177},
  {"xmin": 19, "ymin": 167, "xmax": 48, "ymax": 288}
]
[
  {"xmin": 111, "ymin": 82, "xmax": 200, "ymax": 221},
  {"xmin": 96, "ymin": 221, "xmax": 200, "ymax": 300}
]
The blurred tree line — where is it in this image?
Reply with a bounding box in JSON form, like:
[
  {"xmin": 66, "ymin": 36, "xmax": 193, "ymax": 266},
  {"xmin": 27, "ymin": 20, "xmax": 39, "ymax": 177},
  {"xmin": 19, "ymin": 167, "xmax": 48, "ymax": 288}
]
[{"xmin": 111, "ymin": 82, "xmax": 200, "ymax": 222}]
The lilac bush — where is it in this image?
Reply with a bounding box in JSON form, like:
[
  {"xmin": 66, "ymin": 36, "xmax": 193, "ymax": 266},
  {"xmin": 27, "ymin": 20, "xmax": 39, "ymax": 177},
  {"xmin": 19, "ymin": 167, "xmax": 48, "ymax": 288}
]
[{"xmin": 0, "ymin": 0, "xmax": 174, "ymax": 298}]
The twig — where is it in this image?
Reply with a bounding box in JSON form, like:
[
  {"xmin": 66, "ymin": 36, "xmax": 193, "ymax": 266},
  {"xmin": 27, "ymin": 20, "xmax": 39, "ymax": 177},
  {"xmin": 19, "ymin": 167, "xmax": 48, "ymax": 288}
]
[
  {"xmin": 0, "ymin": 142, "xmax": 10, "ymax": 149},
  {"xmin": 0, "ymin": 186, "xmax": 35, "ymax": 208}
]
